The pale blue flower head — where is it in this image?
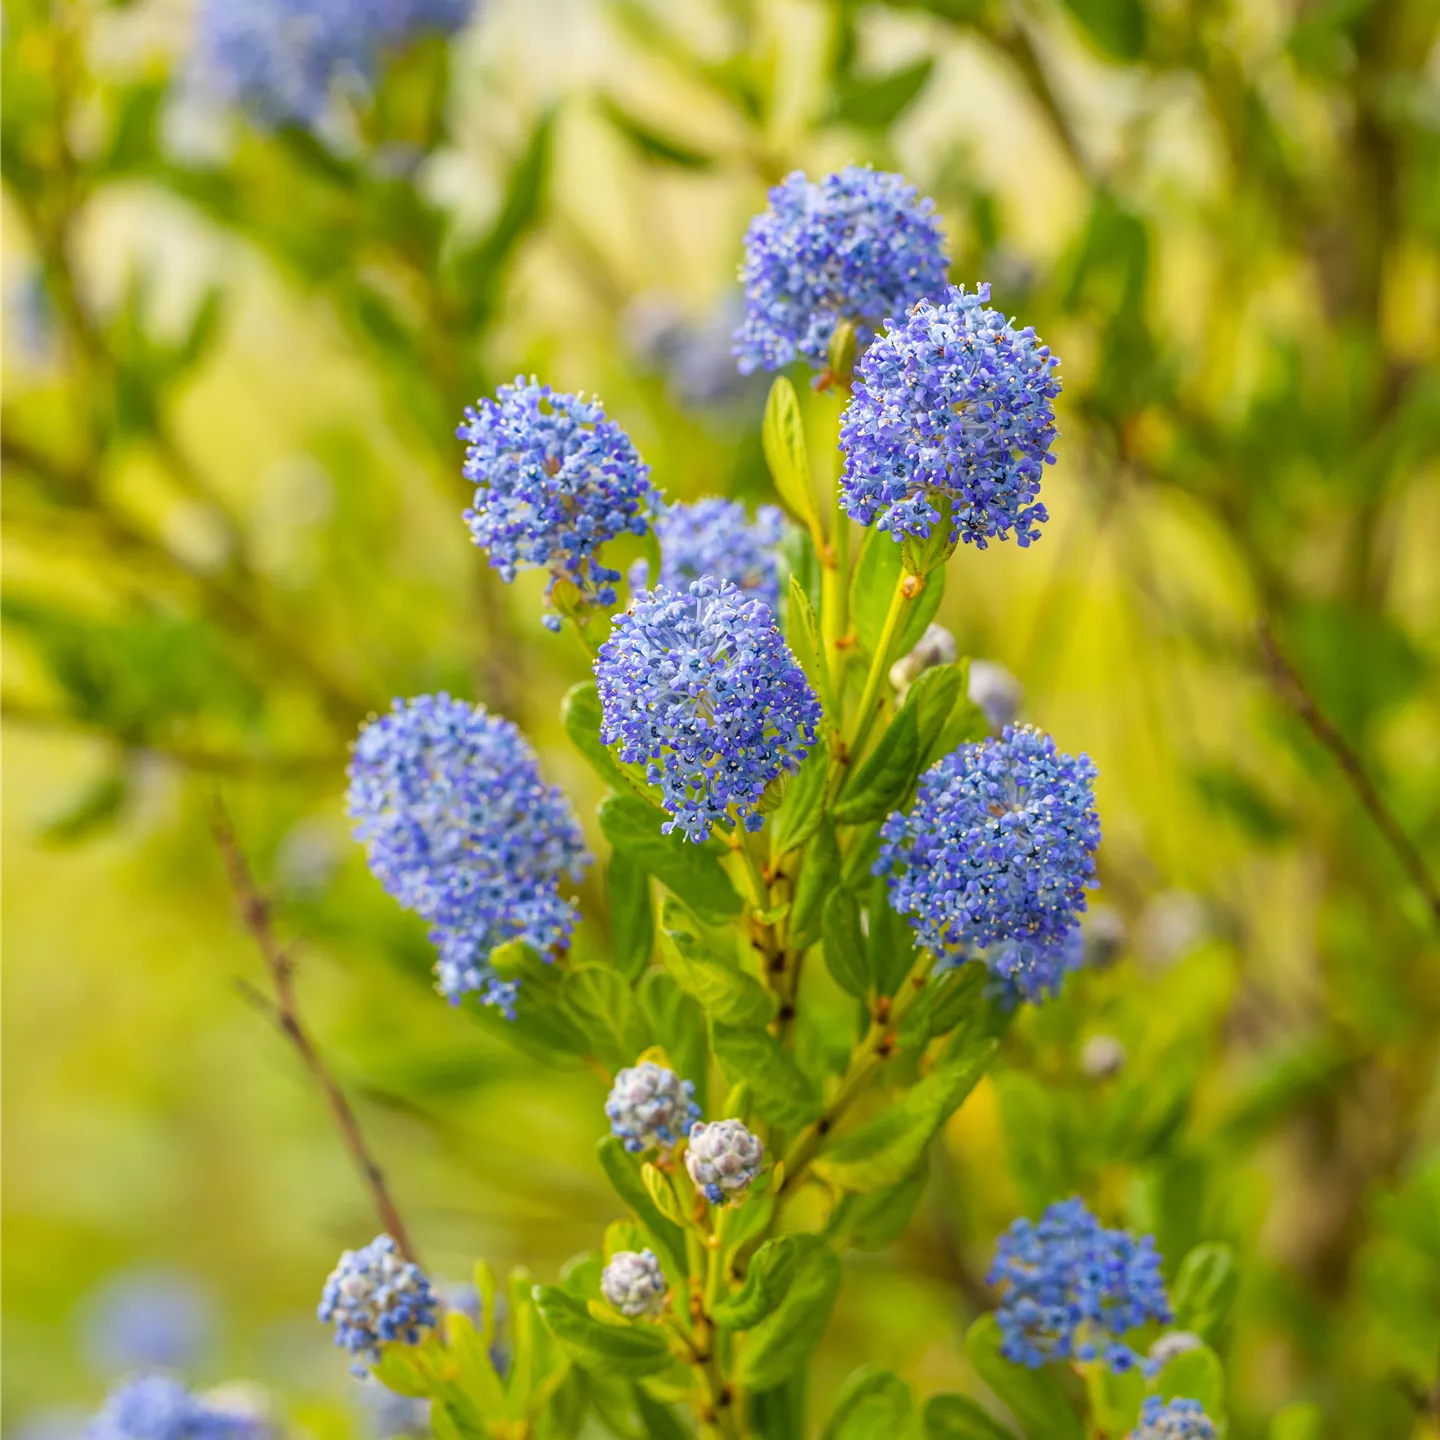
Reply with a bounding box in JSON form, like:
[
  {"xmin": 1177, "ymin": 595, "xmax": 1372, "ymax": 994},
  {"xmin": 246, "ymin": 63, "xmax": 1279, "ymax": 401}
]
[
  {"xmin": 601, "ymin": 1250, "xmax": 667, "ymax": 1318},
  {"xmin": 632, "ymin": 499, "xmax": 785, "ymax": 610},
  {"xmin": 686, "ymin": 1119, "xmax": 765, "ymax": 1204},
  {"xmin": 318, "ymin": 1235, "xmax": 438, "ymax": 1375},
  {"xmin": 734, "ymin": 166, "xmax": 949, "ymax": 374},
  {"xmin": 606, "ymin": 1061, "xmax": 702, "ymax": 1155},
  {"xmin": 1132, "ymin": 1398, "xmax": 1217, "ymax": 1440},
  {"xmin": 85, "ymin": 1376, "xmax": 259, "ymax": 1440}
]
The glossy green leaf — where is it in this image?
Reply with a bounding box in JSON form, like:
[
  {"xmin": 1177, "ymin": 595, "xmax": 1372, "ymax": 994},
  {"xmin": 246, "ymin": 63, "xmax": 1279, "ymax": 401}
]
[
  {"xmin": 638, "ymin": 971, "xmax": 708, "ymax": 1111},
  {"xmin": 658, "ymin": 899, "xmax": 775, "ymax": 1026},
  {"xmin": 711, "ymin": 1022, "xmax": 823, "ymax": 1129},
  {"xmin": 600, "ymin": 794, "xmax": 742, "ymax": 924},
  {"xmin": 964, "ymin": 1315, "xmax": 1084, "ymax": 1440},
  {"xmin": 784, "ymin": 575, "xmax": 833, "ymax": 718},
  {"xmin": 790, "ymin": 816, "xmax": 841, "ymax": 951},
  {"xmin": 562, "ymin": 965, "xmax": 646, "ymax": 1073},
  {"xmin": 763, "ymin": 377, "xmax": 822, "ymax": 536},
  {"xmin": 734, "ymin": 1236, "xmax": 842, "ymax": 1390},
  {"xmin": 922, "ymin": 1393, "xmax": 1018, "ymax": 1440},
  {"xmin": 712, "ymin": 1236, "xmax": 799, "ymax": 1329},
  {"xmin": 851, "ymin": 530, "xmax": 905, "ymax": 655},
  {"xmin": 822, "ymin": 889, "xmax": 872, "ymax": 999},
  {"xmin": 866, "ymin": 874, "xmax": 921, "ymax": 998},
  {"xmin": 532, "ymin": 1286, "xmax": 673, "ymax": 1376},
  {"xmin": 770, "ymin": 742, "xmax": 830, "ymax": 858}
]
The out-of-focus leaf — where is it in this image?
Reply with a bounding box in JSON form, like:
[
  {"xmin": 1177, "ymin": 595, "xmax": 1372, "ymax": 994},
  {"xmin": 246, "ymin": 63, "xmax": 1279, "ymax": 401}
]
[
  {"xmin": 1192, "ymin": 763, "xmax": 1293, "ymax": 844},
  {"xmin": 734, "ymin": 1236, "xmax": 842, "ymax": 1389},
  {"xmin": 1172, "ymin": 1242, "xmax": 1239, "ymax": 1347},
  {"xmin": 964, "ymin": 1315, "xmax": 1084, "ymax": 1439},
  {"xmin": 712, "ymin": 1236, "xmax": 799, "ymax": 1329},
  {"xmin": 1269, "ymin": 1404, "xmax": 1325, "ymax": 1440},
  {"xmin": 922, "ymin": 1393, "xmax": 1018, "ymax": 1440},
  {"xmin": 39, "ymin": 768, "xmax": 130, "ymax": 846},
  {"xmin": 1058, "ymin": 0, "xmax": 1146, "ymax": 60},
  {"xmin": 711, "ymin": 1022, "xmax": 823, "ymax": 1128},
  {"xmin": 599, "ymin": 794, "xmax": 742, "ymax": 923},
  {"xmin": 1153, "ymin": 1344, "xmax": 1226, "ymax": 1422},
  {"xmin": 821, "ymin": 1368, "xmax": 912, "ymax": 1439},
  {"xmin": 831, "ymin": 58, "xmax": 933, "ymax": 129},
  {"xmin": 609, "ymin": 856, "xmax": 654, "ymax": 980},
  {"xmin": 532, "ymin": 1286, "xmax": 672, "ymax": 1375},
  {"xmin": 597, "ymin": 95, "xmax": 717, "ymax": 168},
  {"xmin": 826, "ymin": 1160, "xmax": 930, "ymax": 1251}
]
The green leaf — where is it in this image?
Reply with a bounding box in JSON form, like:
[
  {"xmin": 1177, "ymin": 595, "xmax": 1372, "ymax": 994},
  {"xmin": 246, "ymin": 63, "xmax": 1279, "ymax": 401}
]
[
  {"xmin": 812, "ymin": 1038, "xmax": 997, "ymax": 1193},
  {"xmin": 443, "ymin": 1310, "xmax": 507, "ymax": 1415},
  {"xmin": 831, "ymin": 58, "xmax": 934, "ymax": 128},
  {"xmin": 658, "ymin": 899, "xmax": 775, "ymax": 1027},
  {"xmin": 763, "ymin": 377, "xmax": 822, "ymax": 536},
  {"xmin": 822, "ymin": 1368, "xmax": 913, "ymax": 1439},
  {"xmin": 563, "ymin": 683, "xmax": 659, "ymax": 805},
  {"xmin": 894, "ymin": 566, "xmax": 947, "ymax": 664},
  {"xmin": 596, "ymin": 1137, "xmax": 688, "ymax": 1279},
  {"xmin": 641, "ymin": 1163, "xmax": 688, "ymax": 1227},
  {"xmin": 866, "ymin": 874, "xmax": 920, "ymax": 998},
  {"xmin": 1171, "ymin": 1243, "xmax": 1239, "ymax": 1347},
  {"xmin": 597, "ymin": 95, "xmax": 717, "ymax": 168},
  {"xmin": 532, "ymin": 1286, "xmax": 673, "ymax": 1376},
  {"xmin": 851, "ymin": 530, "xmax": 904, "ymax": 656},
  {"xmin": 711, "ymin": 1023, "xmax": 823, "ymax": 1129},
  {"xmin": 1088, "ymin": 1362, "xmax": 1144, "ymax": 1437},
  {"xmin": 1153, "ymin": 1344, "xmax": 1226, "ymax": 1422},
  {"xmin": 964, "ymin": 1315, "xmax": 1084, "ymax": 1440},
  {"xmin": 562, "ymin": 965, "xmax": 646, "ymax": 1073},
  {"xmin": 638, "ymin": 971, "xmax": 708, "ymax": 1110},
  {"xmin": 1269, "ymin": 1403, "xmax": 1325, "ymax": 1440},
  {"xmin": 609, "ymin": 857, "xmax": 654, "ymax": 981},
  {"xmin": 915, "ymin": 962, "xmax": 988, "ymax": 1043},
  {"xmin": 600, "ymin": 794, "xmax": 742, "ymax": 924},
  {"xmin": 371, "ymin": 1345, "xmax": 433, "ymax": 1397},
  {"xmin": 822, "ymin": 889, "xmax": 872, "ymax": 999},
  {"xmin": 712, "ymin": 1236, "xmax": 799, "ymax": 1329},
  {"xmin": 826, "ymin": 1160, "xmax": 929, "ymax": 1251},
  {"xmin": 1059, "ymin": 0, "xmax": 1146, "ymax": 59},
  {"xmin": 734, "ymin": 1236, "xmax": 842, "ymax": 1390},
  {"xmin": 784, "ymin": 575, "xmax": 834, "ymax": 718},
  {"xmin": 922, "ymin": 1394, "xmax": 1018, "ymax": 1440},
  {"xmin": 789, "ymin": 816, "xmax": 841, "ymax": 951},
  {"xmin": 769, "ymin": 742, "xmax": 830, "ymax": 857}
]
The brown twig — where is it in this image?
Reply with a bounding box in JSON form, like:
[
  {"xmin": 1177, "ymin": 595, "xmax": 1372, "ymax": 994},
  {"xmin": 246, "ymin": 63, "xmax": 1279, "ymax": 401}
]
[
  {"xmin": 1258, "ymin": 619, "xmax": 1440, "ymax": 928},
  {"xmin": 207, "ymin": 795, "xmax": 422, "ymax": 1262}
]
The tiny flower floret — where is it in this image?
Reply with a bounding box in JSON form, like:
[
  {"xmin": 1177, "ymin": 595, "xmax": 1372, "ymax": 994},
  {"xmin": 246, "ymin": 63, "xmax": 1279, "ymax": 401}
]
[
  {"xmin": 877, "ymin": 725, "xmax": 1100, "ymax": 1002},
  {"xmin": 988, "ymin": 1198, "xmax": 1172, "ymax": 1373},
  {"xmin": 1132, "ymin": 1397, "xmax": 1217, "ymax": 1440},
  {"xmin": 595, "ymin": 580, "xmax": 822, "ymax": 843},
  {"xmin": 840, "ymin": 283, "xmax": 1061, "ymax": 550},
  {"xmin": 734, "ymin": 166, "xmax": 949, "ymax": 374},
  {"xmin": 459, "ymin": 378, "xmax": 656, "ymax": 630},
  {"xmin": 639, "ymin": 498, "xmax": 786, "ymax": 611},
  {"xmin": 606, "ymin": 1062, "xmax": 702, "ymax": 1155},
  {"xmin": 318, "ymin": 1234, "xmax": 438, "ymax": 1375},
  {"xmin": 347, "ymin": 694, "xmax": 589, "ymax": 1013},
  {"xmin": 686, "ymin": 1119, "xmax": 765, "ymax": 1203},
  {"xmin": 601, "ymin": 1249, "xmax": 667, "ymax": 1318},
  {"xmin": 86, "ymin": 1374, "xmax": 260, "ymax": 1440}
]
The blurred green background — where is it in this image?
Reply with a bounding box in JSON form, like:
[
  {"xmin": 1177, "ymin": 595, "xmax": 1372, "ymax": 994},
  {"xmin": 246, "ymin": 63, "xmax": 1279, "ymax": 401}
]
[{"xmin": 3, "ymin": 0, "xmax": 1439, "ymax": 1436}]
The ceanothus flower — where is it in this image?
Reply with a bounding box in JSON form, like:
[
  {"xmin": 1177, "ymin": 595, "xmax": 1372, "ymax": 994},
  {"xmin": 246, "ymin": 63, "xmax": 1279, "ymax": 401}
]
[
  {"xmin": 877, "ymin": 725, "xmax": 1100, "ymax": 1002},
  {"xmin": 988, "ymin": 1198, "xmax": 1172, "ymax": 1373},
  {"xmin": 686, "ymin": 1119, "xmax": 765, "ymax": 1203},
  {"xmin": 601, "ymin": 1250, "xmax": 667, "ymax": 1318},
  {"xmin": 459, "ymin": 378, "xmax": 657, "ymax": 631},
  {"xmin": 734, "ymin": 167, "xmax": 949, "ymax": 374},
  {"xmin": 81, "ymin": 1271, "xmax": 213, "ymax": 1375},
  {"xmin": 606, "ymin": 1062, "xmax": 702, "ymax": 1155},
  {"xmin": 630, "ymin": 498, "xmax": 785, "ymax": 610},
  {"xmin": 318, "ymin": 1235, "xmax": 438, "ymax": 1375},
  {"xmin": 194, "ymin": 0, "xmax": 472, "ymax": 128},
  {"xmin": 839, "ymin": 283, "xmax": 1061, "ymax": 550},
  {"xmin": 1131, "ymin": 1398, "xmax": 1216, "ymax": 1440},
  {"xmin": 86, "ymin": 1376, "xmax": 259, "ymax": 1440},
  {"xmin": 595, "ymin": 580, "xmax": 822, "ymax": 843},
  {"xmin": 347, "ymin": 695, "xmax": 589, "ymax": 1013}
]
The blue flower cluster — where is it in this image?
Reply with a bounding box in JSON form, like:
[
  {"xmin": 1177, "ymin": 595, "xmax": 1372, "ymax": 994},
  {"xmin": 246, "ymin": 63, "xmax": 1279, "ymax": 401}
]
[
  {"xmin": 459, "ymin": 379, "xmax": 656, "ymax": 631},
  {"xmin": 734, "ymin": 167, "xmax": 949, "ymax": 374},
  {"xmin": 86, "ymin": 1376, "xmax": 258, "ymax": 1440},
  {"xmin": 595, "ymin": 580, "xmax": 822, "ymax": 842},
  {"xmin": 318, "ymin": 1235, "xmax": 439, "ymax": 1375},
  {"xmin": 687, "ymin": 1119, "xmax": 766, "ymax": 1203},
  {"xmin": 606, "ymin": 1061, "xmax": 702, "ymax": 1155},
  {"xmin": 632, "ymin": 499, "xmax": 785, "ymax": 610},
  {"xmin": 1132, "ymin": 1398, "xmax": 1216, "ymax": 1440},
  {"xmin": 195, "ymin": 0, "xmax": 472, "ymax": 128},
  {"xmin": 839, "ymin": 283, "xmax": 1061, "ymax": 550},
  {"xmin": 877, "ymin": 725, "xmax": 1100, "ymax": 1002},
  {"xmin": 81, "ymin": 1271, "xmax": 213, "ymax": 1375},
  {"xmin": 601, "ymin": 1250, "xmax": 667, "ymax": 1318},
  {"xmin": 989, "ymin": 1199, "xmax": 1172, "ymax": 1373},
  {"xmin": 347, "ymin": 695, "xmax": 589, "ymax": 1013}
]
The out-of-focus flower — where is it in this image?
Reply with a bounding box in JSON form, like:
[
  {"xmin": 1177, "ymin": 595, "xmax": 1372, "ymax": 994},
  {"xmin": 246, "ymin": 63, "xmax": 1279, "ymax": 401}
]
[
  {"xmin": 1147, "ymin": 1331, "xmax": 1204, "ymax": 1365},
  {"xmin": 318, "ymin": 1235, "xmax": 438, "ymax": 1376},
  {"xmin": 351, "ymin": 1380, "xmax": 429, "ymax": 1439},
  {"xmin": 1080, "ymin": 1034, "xmax": 1127, "ymax": 1080},
  {"xmin": 1131, "ymin": 1397, "xmax": 1216, "ymax": 1439},
  {"xmin": 459, "ymin": 378, "xmax": 656, "ymax": 631},
  {"xmin": 734, "ymin": 166, "xmax": 948, "ymax": 374},
  {"xmin": 967, "ymin": 659, "xmax": 1023, "ymax": 730},
  {"xmin": 840, "ymin": 283, "xmax": 1060, "ymax": 551},
  {"xmin": 85, "ymin": 1376, "xmax": 260, "ymax": 1440},
  {"xmin": 631, "ymin": 499, "xmax": 785, "ymax": 610},
  {"xmin": 686, "ymin": 1119, "xmax": 765, "ymax": 1203},
  {"xmin": 626, "ymin": 293, "xmax": 762, "ymax": 412},
  {"xmin": 1138, "ymin": 890, "xmax": 1209, "ymax": 970},
  {"xmin": 600, "ymin": 1250, "xmax": 667, "ymax": 1318},
  {"xmin": 80, "ymin": 1272, "xmax": 213, "ymax": 1376},
  {"xmin": 347, "ymin": 695, "xmax": 589, "ymax": 1013},
  {"xmin": 596, "ymin": 580, "xmax": 822, "ymax": 842},
  {"xmin": 606, "ymin": 1062, "xmax": 702, "ymax": 1155},
  {"xmin": 988, "ymin": 1198, "xmax": 1171, "ymax": 1373},
  {"xmin": 1083, "ymin": 904, "xmax": 1128, "ymax": 970},
  {"xmin": 889, "ymin": 623, "xmax": 959, "ymax": 702}
]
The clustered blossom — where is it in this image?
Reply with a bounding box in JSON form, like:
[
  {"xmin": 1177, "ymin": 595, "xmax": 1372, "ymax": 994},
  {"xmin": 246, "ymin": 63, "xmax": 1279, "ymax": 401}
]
[
  {"xmin": 686, "ymin": 1119, "xmax": 765, "ymax": 1203},
  {"xmin": 81, "ymin": 1271, "xmax": 213, "ymax": 1374},
  {"xmin": 595, "ymin": 580, "xmax": 822, "ymax": 843},
  {"xmin": 631, "ymin": 499, "xmax": 786, "ymax": 611},
  {"xmin": 877, "ymin": 725, "xmax": 1100, "ymax": 1002},
  {"xmin": 318, "ymin": 1235, "xmax": 438, "ymax": 1375},
  {"xmin": 606, "ymin": 1062, "xmax": 702, "ymax": 1155},
  {"xmin": 347, "ymin": 695, "xmax": 589, "ymax": 1013},
  {"xmin": 86, "ymin": 1375, "xmax": 259, "ymax": 1440},
  {"xmin": 459, "ymin": 379, "xmax": 656, "ymax": 630},
  {"xmin": 988, "ymin": 1199, "xmax": 1172, "ymax": 1373},
  {"xmin": 1132, "ymin": 1398, "xmax": 1217, "ymax": 1440},
  {"xmin": 195, "ymin": 0, "xmax": 472, "ymax": 128},
  {"xmin": 840, "ymin": 283, "xmax": 1061, "ymax": 550},
  {"xmin": 734, "ymin": 167, "xmax": 949, "ymax": 374},
  {"xmin": 601, "ymin": 1250, "xmax": 667, "ymax": 1318}
]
